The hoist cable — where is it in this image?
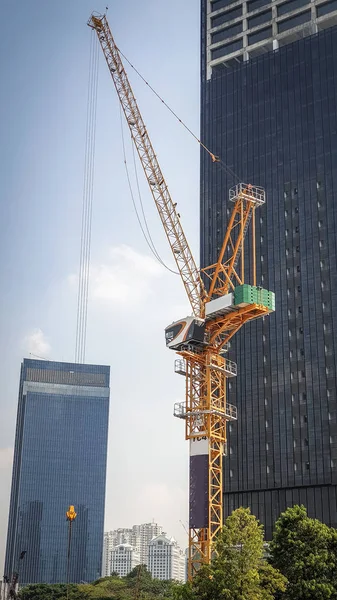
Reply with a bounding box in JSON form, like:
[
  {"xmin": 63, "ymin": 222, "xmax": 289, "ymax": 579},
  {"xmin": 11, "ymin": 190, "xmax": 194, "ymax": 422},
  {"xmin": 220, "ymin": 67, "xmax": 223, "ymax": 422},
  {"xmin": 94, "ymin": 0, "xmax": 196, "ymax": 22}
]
[
  {"xmin": 119, "ymin": 107, "xmax": 179, "ymax": 275},
  {"xmin": 117, "ymin": 45, "xmax": 242, "ymax": 181},
  {"xmin": 75, "ymin": 32, "xmax": 99, "ymax": 363}
]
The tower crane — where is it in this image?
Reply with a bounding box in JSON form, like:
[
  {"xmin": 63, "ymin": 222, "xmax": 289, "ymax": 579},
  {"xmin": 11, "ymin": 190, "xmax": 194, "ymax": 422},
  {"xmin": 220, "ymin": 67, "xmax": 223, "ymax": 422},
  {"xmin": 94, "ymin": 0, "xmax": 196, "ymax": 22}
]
[{"xmin": 88, "ymin": 12, "xmax": 275, "ymax": 580}]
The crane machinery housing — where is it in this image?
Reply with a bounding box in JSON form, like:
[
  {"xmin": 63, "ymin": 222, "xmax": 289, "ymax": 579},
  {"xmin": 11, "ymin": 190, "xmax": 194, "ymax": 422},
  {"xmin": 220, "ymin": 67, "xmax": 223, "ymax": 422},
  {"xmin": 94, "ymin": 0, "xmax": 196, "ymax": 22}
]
[{"xmin": 88, "ymin": 12, "xmax": 275, "ymax": 580}]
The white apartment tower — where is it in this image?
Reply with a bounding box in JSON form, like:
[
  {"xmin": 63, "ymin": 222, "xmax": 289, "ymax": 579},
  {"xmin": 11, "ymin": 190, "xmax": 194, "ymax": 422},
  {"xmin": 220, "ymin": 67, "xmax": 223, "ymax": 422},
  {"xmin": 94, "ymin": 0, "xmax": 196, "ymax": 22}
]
[
  {"xmin": 148, "ymin": 535, "xmax": 186, "ymax": 582},
  {"xmin": 110, "ymin": 544, "xmax": 141, "ymax": 577},
  {"xmin": 132, "ymin": 522, "xmax": 163, "ymax": 564},
  {"xmin": 102, "ymin": 522, "xmax": 163, "ymax": 576}
]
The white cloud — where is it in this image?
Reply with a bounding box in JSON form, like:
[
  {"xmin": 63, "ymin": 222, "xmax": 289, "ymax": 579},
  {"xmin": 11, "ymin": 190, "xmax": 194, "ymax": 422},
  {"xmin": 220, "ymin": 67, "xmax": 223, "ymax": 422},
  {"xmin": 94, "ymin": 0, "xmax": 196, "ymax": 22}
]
[
  {"xmin": 70, "ymin": 245, "xmax": 165, "ymax": 308},
  {"xmin": 22, "ymin": 328, "xmax": 51, "ymax": 358}
]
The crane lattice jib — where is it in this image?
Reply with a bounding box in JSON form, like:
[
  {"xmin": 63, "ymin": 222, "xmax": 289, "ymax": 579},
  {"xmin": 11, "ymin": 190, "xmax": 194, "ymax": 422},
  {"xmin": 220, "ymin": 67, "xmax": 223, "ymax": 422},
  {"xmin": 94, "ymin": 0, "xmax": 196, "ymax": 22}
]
[{"xmin": 88, "ymin": 13, "xmax": 205, "ymax": 317}]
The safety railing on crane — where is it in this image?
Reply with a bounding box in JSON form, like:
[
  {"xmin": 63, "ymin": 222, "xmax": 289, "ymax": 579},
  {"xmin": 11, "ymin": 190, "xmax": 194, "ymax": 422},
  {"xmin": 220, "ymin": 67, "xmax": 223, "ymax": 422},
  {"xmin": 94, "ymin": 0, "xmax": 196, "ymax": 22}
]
[{"xmin": 173, "ymin": 400, "xmax": 238, "ymax": 421}]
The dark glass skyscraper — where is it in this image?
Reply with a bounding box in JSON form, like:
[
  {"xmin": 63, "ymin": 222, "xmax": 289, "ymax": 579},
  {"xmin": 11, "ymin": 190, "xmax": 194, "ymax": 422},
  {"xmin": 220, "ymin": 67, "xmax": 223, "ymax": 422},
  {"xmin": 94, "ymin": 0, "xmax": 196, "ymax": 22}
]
[
  {"xmin": 201, "ymin": 0, "xmax": 337, "ymax": 538},
  {"xmin": 4, "ymin": 359, "xmax": 110, "ymax": 584}
]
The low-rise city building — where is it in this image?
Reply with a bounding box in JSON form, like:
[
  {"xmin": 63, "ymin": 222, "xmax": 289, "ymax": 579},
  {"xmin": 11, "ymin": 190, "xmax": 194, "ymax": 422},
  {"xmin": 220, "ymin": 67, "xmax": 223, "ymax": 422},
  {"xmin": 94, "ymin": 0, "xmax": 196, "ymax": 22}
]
[
  {"xmin": 148, "ymin": 535, "xmax": 185, "ymax": 582},
  {"xmin": 110, "ymin": 544, "xmax": 140, "ymax": 577}
]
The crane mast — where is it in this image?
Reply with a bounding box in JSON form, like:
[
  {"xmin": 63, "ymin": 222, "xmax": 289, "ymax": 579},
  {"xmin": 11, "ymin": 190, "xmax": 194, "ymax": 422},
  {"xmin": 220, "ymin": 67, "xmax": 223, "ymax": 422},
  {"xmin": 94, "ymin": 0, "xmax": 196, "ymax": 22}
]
[{"xmin": 89, "ymin": 12, "xmax": 275, "ymax": 580}]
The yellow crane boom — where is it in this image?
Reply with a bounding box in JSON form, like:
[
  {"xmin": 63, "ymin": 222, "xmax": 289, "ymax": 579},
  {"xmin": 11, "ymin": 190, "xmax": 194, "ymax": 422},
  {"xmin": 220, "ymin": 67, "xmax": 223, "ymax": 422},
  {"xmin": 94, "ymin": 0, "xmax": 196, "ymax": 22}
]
[
  {"xmin": 89, "ymin": 11, "xmax": 275, "ymax": 580},
  {"xmin": 88, "ymin": 13, "xmax": 205, "ymax": 318}
]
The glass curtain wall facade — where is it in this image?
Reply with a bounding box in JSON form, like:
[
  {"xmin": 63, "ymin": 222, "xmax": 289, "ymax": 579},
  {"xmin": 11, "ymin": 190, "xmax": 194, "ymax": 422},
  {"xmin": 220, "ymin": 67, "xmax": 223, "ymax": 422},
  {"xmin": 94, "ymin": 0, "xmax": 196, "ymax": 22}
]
[
  {"xmin": 201, "ymin": 2, "xmax": 337, "ymax": 538},
  {"xmin": 4, "ymin": 359, "xmax": 110, "ymax": 584}
]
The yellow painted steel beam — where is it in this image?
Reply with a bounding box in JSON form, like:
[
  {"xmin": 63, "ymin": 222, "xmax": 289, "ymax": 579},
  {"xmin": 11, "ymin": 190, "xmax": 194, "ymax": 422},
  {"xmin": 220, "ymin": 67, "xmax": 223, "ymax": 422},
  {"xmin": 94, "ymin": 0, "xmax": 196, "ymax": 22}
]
[{"xmin": 88, "ymin": 13, "xmax": 206, "ymax": 317}]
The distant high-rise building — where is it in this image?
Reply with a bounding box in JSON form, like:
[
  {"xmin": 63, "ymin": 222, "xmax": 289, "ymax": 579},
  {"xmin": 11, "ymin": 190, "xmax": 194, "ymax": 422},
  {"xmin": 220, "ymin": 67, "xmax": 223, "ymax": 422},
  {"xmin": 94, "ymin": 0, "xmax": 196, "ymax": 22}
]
[
  {"xmin": 148, "ymin": 535, "xmax": 185, "ymax": 582},
  {"xmin": 131, "ymin": 522, "xmax": 163, "ymax": 565},
  {"xmin": 102, "ymin": 529, "xmax": 133, "ymax": 577},
  {"xmin": 4, "ymin": 359, "xmax": 110, "ymax": 584},
  {"xmin": 201, "ymin": 0, "xmax": 337, "ymax": 536},
  {"xmin": 102, "ymin": 522, "xmax": 163, "ymax": 576},
  {"xmin": 110, "ymin": 544, "xmax": 140, "ymax": 577}
]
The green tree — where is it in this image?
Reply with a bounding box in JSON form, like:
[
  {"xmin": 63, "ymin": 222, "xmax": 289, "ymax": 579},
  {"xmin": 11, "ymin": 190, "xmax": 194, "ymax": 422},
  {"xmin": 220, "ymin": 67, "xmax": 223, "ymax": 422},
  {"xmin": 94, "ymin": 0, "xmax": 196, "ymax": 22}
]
[
  {"xmin": 20, "ymin": 571, "xmax": 177, "ymax": 600},
  {"xmin": 269, "ymin": 504, "xmax": 337, "ymax": 600},
  {"xmin": 175, "ymin": 507, "xmax": 286, "ymax": 600}
]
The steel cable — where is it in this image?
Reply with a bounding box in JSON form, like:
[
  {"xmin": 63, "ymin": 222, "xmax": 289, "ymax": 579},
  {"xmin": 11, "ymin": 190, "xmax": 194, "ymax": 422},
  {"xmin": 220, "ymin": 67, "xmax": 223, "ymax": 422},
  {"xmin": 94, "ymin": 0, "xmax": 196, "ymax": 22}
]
[{"xmin": 75, "ymin": 32, "xmax": 99, "ymax": 363}]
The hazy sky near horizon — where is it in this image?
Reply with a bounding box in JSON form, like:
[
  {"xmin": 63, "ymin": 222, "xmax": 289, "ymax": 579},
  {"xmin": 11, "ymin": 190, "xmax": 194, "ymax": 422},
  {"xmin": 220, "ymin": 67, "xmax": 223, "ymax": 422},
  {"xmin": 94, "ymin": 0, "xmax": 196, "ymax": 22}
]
[{"xmin": 0, "ymin": 0, "xmax": 202, "ymax": 567}]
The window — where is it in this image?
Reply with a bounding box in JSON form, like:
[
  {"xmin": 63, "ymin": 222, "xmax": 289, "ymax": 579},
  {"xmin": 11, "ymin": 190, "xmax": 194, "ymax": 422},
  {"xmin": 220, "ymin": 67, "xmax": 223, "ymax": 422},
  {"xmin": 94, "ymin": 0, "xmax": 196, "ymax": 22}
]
[
  {"xmin": 211, "ymin": 6, "xmax": 242, "ymax": 27},
  {"xmin": 211, "ymin": 38, "xmax": 243, "ymax": 59},
  {"xmin": 247, "ymin": 0, "xmax": 271, "ymax": 12},
  {"xmin": 211, "ymin": 22, "xmax": 242, "ymax": 44},
  {"xmin": 317, "ymin": 0, "xmax": 337, "ymax": 16},
  {"xmin": 248, "ymin": 9, "xmax": 272, "ymax": 28},
  {"xmin": 211, "ymin": 0, "xmax": 237, "ymax": 11},
  {"xmin": 277, "ymin": 0, "xmax": 309, "ymax": 15},
  {"xmin": 248, "ymin": 26, "xmax": 272, "ymax": 45},
  {"xmin": 266, "ymin": 466, "xmax": 270, "ymax": 474}
]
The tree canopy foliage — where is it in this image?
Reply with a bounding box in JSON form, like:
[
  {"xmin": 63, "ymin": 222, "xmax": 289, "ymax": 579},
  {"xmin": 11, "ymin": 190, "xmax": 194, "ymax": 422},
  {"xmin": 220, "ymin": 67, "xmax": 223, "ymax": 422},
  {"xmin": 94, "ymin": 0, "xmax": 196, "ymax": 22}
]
[
  {"xmin": 20, "ymin": 566, "xmax": 177, "ymax": 600},
  {"xmin": 19, "ymin": 505, "xmax": 337, "ymax": 600},
  {"xmin": 269, "ymin": 504, "xmax": 337, "ymax": 600},
  {"xmin": 175, "ymin": 507, "xmax": 286, "ymax": 600}
]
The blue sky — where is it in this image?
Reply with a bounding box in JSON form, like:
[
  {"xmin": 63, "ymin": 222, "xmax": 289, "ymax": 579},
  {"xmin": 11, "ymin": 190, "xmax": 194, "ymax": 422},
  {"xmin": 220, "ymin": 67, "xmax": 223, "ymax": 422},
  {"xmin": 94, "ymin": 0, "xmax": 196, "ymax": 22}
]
[{"xmin": 0, "ymin": 0, "xmax": 201, "ymax": 567}]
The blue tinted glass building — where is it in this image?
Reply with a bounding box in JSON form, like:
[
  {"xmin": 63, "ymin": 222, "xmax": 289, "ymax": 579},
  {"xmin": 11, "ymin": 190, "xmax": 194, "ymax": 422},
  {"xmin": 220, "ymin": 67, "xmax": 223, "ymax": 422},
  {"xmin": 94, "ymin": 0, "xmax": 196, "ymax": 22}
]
[
  {"xmin": 201, "ymin": 0, "xmax": 337, "ymax": 538},
  {"xmin": 4, "ymin": 359, "xmax": 110, "ymax": 584}
]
